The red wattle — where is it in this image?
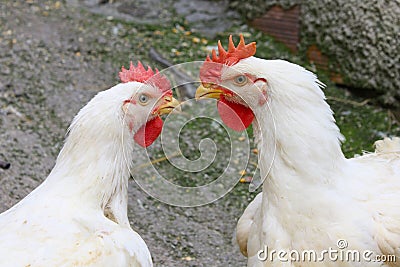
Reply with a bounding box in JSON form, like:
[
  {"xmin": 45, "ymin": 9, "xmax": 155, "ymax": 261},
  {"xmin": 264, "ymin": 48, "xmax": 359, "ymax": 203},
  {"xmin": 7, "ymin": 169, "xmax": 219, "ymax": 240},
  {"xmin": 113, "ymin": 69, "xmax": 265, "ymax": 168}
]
[
  {"xmin": 134, "ymin": 116, "xmax": 163, "ymax": 147},
  {"xmin": 217, "ymin": 96, "xmax": 254, "ymax": 132}
]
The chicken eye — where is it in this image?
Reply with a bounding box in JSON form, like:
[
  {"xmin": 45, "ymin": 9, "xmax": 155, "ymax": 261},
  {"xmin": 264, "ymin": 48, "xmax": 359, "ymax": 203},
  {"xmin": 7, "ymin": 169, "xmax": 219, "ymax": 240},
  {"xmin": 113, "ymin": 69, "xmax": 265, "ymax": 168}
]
[
  {"xmin": 138, "ymin": 94, "xmax": 149, "ymax": 105},
  {"xmin": 234, "ymin": 75, "xmax": 247, "ymax": 86}
]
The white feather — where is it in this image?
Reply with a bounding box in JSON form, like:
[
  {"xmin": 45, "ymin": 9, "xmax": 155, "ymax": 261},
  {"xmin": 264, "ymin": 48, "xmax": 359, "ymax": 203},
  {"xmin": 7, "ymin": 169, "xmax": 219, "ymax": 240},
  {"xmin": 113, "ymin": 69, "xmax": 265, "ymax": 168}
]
[
  {"xmin": 0, "ymin": 83, "xmax": 155, "ymax": 267},
  {"xmin": 234, "ymin": 58, "xmax": 400, "ymax": 266}
]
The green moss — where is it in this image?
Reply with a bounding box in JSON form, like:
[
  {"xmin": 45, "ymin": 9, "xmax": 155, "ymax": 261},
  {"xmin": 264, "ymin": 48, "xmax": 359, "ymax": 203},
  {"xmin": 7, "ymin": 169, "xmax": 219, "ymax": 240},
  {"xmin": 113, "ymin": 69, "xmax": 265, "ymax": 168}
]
[{"xmin": 326, "ymin": 84, "xmax": 400, "ymax": 157}]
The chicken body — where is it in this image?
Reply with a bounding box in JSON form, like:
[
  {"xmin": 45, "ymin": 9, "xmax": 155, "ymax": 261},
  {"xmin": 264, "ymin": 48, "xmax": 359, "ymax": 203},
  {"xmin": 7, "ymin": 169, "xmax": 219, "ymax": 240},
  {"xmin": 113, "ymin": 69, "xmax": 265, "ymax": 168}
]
[
  {"xmin": 246, "ymin": 134, "xmax": 400, "ymax": 267},
  {"xmin": 244, "ymin": 61, "xmax": 400, "ymax": 267},
  {"xmin": 0, "ymin": 190, "xmax": 151, "ymax": 266},
  {"xmin": 196, "ymin": 39, "xmax": 400, "ymax": 266},
  {"xmin": 0, "ymin": 73, "xmax": 179, "ymax": 266}
]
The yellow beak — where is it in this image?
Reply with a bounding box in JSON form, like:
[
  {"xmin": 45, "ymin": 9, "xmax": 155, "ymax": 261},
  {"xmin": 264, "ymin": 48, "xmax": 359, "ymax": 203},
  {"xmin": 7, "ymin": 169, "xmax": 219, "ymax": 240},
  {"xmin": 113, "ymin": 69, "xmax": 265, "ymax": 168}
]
[
  {"xmin": 195, "ymin": 84, "xmax": 224, "ymax": 100},
  {"xmin": 155, "ymin": 96, "xmax": 181, "ymax": 115}
]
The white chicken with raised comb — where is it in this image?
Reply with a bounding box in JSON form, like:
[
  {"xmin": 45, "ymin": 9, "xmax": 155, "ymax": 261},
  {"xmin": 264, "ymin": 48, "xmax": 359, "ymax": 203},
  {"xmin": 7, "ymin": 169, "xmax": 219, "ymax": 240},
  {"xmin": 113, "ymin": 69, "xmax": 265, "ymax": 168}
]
[
  {"xmin": 0, "ymin": 61, "xmax": 180, "ymax": 267},
  {"xmin": 196, "ymin": 35, "xmax": 400, "ymax": 266}
]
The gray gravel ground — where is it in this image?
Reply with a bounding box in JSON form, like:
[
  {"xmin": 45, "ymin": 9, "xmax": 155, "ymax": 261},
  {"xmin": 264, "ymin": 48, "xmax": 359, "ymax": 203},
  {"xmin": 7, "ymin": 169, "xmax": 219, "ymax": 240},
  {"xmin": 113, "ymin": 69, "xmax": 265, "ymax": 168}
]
[{"xmin": 0, "ymin": 1, "xmax": 250, "ymax": 266}]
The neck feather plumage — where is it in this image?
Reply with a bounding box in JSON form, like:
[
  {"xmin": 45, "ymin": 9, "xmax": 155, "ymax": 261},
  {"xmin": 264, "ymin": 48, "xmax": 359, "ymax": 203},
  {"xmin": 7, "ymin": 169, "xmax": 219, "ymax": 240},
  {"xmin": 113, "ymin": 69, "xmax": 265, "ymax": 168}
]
[
  {"xmin": 44, "ymin": 88, "xmax": 135, "ymax": 214},
  {"xmin": 251, "ymin": 60, "xmax": 346, "ymax": 200}
]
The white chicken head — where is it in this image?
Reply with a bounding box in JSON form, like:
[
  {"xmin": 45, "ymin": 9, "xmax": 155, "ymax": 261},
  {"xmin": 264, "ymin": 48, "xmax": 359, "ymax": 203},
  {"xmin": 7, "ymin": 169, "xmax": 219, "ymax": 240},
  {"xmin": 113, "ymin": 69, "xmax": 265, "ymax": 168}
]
[
  {"xmin": 195, "ymin": 35, "xmax": 330, "ymax": 134},
  {"xmin": 195, "ymin": 35, "xmax": 265, "ymax": 132},
  {"xmin": 69, "ymin": 62, "xmax": 180, "ymax": 152},
  {"xmin": 117, "ymin": 61, "xmax": 180, "ymax": 147}
]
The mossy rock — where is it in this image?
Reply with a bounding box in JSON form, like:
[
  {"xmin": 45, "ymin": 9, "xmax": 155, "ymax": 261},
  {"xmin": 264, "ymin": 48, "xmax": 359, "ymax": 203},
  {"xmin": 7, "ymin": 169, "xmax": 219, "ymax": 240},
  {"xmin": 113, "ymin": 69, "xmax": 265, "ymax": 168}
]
[{"xmin": 228, "ymin": 0, "xmax": 400, "ymax": 108}]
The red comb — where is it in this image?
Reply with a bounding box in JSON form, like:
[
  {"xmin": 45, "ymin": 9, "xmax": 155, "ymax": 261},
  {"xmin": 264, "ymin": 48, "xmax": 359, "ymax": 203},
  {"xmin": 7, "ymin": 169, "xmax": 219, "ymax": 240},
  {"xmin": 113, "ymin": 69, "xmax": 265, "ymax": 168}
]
[
  {"xmin": 200, "ymin": 35, "xmax": 256, "ymax": 83},
  {"xmin": 206, "ymin": 34, "xmax": 256, "ymax": 66},
  {"xmin": 119, "ymin": 61, "xmax": 171, "ymax": 94}
]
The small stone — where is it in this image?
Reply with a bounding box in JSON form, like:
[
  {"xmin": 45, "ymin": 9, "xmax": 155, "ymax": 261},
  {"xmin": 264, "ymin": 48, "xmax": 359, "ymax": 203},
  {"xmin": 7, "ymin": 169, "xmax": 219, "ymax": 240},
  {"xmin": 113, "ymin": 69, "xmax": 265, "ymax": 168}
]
[
  {"xmin": 182, "ymin": 256, "xmax": 193, "ymax": 261},
  {"xmin": 240, "ymin": 177, "xmax": 252, "ymax": 183},
  {"xmin": 54, "ymin": 1, "xmax": 61, "ymax": 9}
]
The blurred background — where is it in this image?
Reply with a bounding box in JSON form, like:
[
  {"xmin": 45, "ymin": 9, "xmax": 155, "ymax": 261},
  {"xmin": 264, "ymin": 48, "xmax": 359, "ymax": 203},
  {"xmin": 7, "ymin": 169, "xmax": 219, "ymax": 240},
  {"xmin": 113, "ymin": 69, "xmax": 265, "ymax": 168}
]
[{"xmin": 0, "ymin": 0, "xmax": 399, "ymax": 266}]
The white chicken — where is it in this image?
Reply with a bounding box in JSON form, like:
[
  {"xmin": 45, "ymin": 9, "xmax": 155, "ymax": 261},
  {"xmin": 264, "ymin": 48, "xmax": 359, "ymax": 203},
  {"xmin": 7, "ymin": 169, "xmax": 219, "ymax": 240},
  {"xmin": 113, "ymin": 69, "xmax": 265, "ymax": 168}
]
[
  {"xmin": 196, "ymin": 35, "xmax": 400, "ymax": 266},
  {"xmin": 0, "ymin": 61, "xmax": 180, "ymax": 267}
]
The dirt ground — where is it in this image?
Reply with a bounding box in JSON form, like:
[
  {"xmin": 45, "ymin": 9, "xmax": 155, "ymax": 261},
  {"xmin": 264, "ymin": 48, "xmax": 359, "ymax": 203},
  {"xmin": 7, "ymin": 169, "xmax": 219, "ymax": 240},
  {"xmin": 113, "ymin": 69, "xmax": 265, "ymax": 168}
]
[{"xmin": 0, "ymin": 1, "xmax": 249, "ymax": 266}]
